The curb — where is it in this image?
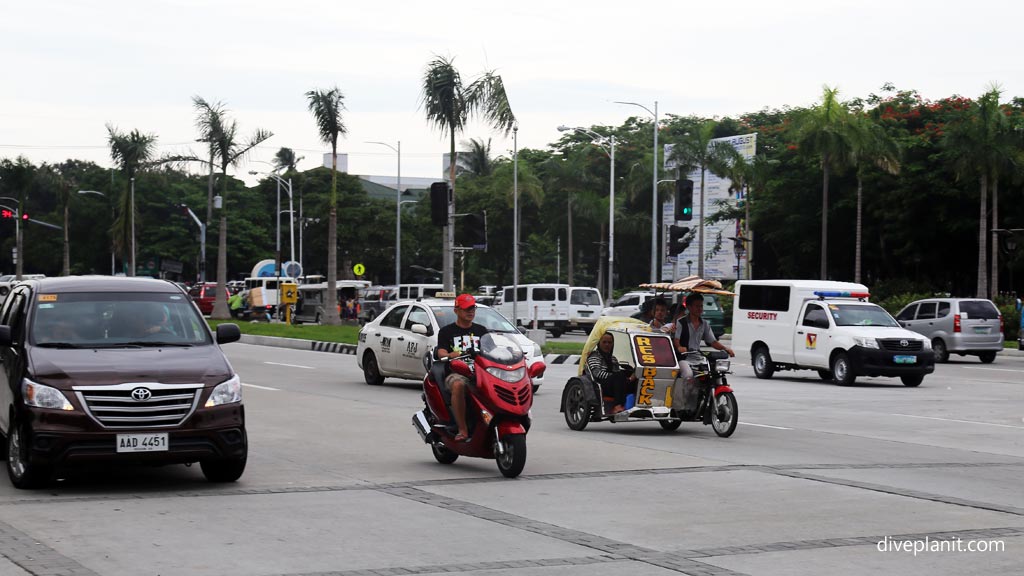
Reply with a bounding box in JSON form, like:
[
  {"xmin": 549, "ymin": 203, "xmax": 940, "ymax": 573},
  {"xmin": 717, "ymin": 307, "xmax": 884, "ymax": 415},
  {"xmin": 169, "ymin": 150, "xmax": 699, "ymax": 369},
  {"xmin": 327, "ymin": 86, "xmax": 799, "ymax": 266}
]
[
  {"xmin": 544, "ymin": 354, "xmax": 581, "ymax": 365},
  {"xmin": 240, "ymin": 334, "xmax": 357, "ymax": 355}
]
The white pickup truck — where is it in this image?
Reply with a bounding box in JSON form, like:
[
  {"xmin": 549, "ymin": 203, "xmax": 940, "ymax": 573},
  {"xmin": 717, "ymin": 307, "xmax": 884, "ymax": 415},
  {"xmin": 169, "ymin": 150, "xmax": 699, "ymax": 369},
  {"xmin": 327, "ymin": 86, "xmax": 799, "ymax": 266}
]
[{"xmin": 732, "ymin": 280, "xmax": 935, "ymax": 387}]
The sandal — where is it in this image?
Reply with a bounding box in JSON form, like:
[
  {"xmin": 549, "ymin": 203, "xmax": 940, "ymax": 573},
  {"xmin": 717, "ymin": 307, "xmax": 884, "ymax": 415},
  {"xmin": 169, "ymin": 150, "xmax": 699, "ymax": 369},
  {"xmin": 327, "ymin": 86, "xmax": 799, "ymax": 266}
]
[{"xmin": 453, "ymin": 433, "xmax": 471, "ymax": 443}]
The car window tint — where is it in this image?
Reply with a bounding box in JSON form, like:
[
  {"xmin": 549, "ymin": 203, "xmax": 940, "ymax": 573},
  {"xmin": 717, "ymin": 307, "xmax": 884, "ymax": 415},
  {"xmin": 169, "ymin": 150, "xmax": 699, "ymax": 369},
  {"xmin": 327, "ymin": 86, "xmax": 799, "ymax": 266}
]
[
  {"xmin": 802, "ymin": 304, "xmax": 828, "ymax": 327},
  {"xmin": 533, "ymin": 288, "xmax": 555, "ymax": 301},
  {"xmin": 404, "ymin": 306, "xmax": 433, "ymax": 334},
  {"xmin": 380, "ymin": 305, "xmax": 408, "ymax": 328},
  {"xmin": 958, "ymin": 300, "xmax": 999, "ymax": 319},
  {"xmin": 895, "ymin": 304, "xmax": 918, "ymax": 321},
  {"xmin": 619, "ymin": 296, "xmax": 639, "ymax": 307},
  {"xmin": 571, "ymin": 289, "xmax": 601, "ymax": 305},
  {"xmin": 937, "ymin": 302, "xmax": 950, "ymax": 317},
  {"xmin": 916, "ymin": 302, "xmax": 937, "ymax": 320},
  {"xmin": 558, "ymin": 288, "xmax": 567, "ymax": 300},
  {"xmin": 6, "ymin": 292, "xmax": 27, "ymax": 341}
]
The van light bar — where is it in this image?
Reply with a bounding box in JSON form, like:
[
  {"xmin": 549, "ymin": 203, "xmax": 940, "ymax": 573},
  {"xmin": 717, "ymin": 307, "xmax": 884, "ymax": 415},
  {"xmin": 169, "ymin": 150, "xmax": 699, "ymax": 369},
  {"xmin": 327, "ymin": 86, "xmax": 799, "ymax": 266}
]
[{"xmin": 813, "ymin": 290, "xmax": 870, "ymax": 299}]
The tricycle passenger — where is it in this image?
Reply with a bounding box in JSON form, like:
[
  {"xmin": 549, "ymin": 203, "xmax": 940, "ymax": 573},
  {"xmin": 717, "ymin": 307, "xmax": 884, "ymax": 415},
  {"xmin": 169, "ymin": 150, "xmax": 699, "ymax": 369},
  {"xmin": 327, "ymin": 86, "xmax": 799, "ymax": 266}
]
[
  {"xmin": 675, "ymin": 293, "xmax": 734, "ymax": 357},
  {"xmin": 647, "ymin": 298, "xmax": 673, "ymax": 334},
  {"xmin": 587, "ymin": 332, "xmax": 637, "ymax": 414}
]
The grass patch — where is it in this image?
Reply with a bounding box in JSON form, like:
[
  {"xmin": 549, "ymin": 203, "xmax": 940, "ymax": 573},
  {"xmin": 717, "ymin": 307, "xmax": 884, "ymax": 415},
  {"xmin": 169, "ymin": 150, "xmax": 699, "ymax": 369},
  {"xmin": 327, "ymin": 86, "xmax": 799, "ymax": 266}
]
[
  {"xmin": 208, "ymin": 320, "xmax": 360, "ymax": 344},
  {"xmin": 542, "ymin": 341, "xmax": 585, "ymax": 355}
]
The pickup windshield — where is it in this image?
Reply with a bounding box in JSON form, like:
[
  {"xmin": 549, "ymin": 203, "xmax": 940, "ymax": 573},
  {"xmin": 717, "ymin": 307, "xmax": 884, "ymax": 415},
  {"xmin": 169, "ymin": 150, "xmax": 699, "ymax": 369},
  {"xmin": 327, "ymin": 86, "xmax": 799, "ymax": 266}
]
[{"xmin": 828, "ymin": 303, "xmax": 900, "ymax": 327}]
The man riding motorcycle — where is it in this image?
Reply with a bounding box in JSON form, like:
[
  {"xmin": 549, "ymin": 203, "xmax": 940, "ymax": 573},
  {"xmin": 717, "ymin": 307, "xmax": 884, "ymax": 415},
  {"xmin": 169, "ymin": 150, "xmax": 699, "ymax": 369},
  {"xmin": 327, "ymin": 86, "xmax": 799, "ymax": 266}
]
[{"xmin": 435, "ymin": 294, "xmax": 488, "ymax": 443}]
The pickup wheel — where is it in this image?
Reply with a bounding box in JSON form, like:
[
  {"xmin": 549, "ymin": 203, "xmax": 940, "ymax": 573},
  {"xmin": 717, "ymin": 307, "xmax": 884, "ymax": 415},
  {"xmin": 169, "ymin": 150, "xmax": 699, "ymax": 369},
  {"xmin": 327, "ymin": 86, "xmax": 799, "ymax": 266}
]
[
  {"xmin": 816, "ymin": 370, "xmax": 833, "ymax": 381},
  {"xmin": 831, "ymin": 352, "xmax": 856, "ymax": 386},
  {"xmin": 752, "ymin": 347, "xmax": 774, "ymax": 379}
]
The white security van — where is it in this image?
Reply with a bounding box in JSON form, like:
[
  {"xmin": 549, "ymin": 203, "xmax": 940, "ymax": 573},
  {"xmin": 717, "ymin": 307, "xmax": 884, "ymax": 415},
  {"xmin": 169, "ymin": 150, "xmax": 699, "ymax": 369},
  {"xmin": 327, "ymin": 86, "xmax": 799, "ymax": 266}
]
[
  {"xmin": 568, "ymin": 287, "xmax": 603, "ymax": 333},
  {"xmin": 732, "ymin": 280, "xmax": 935, "ymax": 387},
  {"xmin": 497, "ymin": 283, "xmax": 571, "ymax": 337}
]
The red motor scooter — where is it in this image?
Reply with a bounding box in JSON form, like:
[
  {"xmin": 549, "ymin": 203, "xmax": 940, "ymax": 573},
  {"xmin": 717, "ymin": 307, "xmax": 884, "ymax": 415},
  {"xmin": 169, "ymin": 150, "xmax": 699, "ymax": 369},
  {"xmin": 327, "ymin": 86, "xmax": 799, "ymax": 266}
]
[{"xmin": 412, "ymin": 333, "xmax": 545, "ymax": 478}]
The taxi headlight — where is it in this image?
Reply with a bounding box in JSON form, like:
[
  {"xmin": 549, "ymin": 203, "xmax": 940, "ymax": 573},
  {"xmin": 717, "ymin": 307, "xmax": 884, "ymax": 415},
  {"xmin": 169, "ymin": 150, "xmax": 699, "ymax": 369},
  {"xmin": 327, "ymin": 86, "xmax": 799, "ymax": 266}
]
[
  {"xmin": 22, "ymin": 379, "xmax": 74, "ymax": 411},
  {"xmin": 205, "ymin": 374, "xmax": 242, "ymax": 407},
  {"xmin": 485, "ymin": 366, "xmax": 526, "ymax": 383},
  {"xmin": 853, "ymin": 337, "xmax": 879, "ymax": 349}
]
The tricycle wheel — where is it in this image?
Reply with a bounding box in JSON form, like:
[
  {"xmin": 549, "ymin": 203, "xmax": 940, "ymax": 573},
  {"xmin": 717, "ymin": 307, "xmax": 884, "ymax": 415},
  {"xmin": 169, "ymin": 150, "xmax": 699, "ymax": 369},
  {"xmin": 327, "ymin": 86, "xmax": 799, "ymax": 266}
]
[
  {"xmin": 563, "ymin": 381, "xmax": 592, "ymax": 431},
  {"xmin": 431, "ymin": 443, "xmax": 459, "ymax": 464},
  {"xmin": 495, "ymin": 434, "xmax": 527, "ymax": 478},
  {"xmin": 659, "ymin": 419, "xmax": 683, "ymax": 431},
  {"xmin": 710, "ymin": 392, "xmax": 738, "ymax": 438}
]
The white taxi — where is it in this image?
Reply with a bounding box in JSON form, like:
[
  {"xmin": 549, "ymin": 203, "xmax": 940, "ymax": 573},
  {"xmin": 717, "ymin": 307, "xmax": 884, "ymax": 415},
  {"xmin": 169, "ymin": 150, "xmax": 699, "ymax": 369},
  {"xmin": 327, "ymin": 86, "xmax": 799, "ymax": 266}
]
[{"xmin": 356, "ymin": 299, "xmax": 546, "ymax": 391}]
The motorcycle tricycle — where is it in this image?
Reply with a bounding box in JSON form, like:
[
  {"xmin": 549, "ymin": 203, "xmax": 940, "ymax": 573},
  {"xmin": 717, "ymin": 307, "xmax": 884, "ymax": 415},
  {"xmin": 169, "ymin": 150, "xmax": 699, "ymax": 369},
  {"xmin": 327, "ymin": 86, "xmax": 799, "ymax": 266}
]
[{"xmin": 412, "ymin": 332, "xmax": 545, "ymax": 478}]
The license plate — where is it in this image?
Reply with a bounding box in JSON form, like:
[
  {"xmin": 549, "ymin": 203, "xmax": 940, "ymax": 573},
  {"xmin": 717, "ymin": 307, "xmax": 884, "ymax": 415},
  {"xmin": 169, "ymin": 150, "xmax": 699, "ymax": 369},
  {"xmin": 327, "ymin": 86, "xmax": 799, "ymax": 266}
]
[
  {"xmin": 116, "ymin": 433, "xmax": 168, "ymax": 453},
  {"xmin": 893, "ymin": 355, "xmax": 917, "ymax": 364},
  {"xmin": 973, "ymin": 327, "xmax": 989, "ymax": 334},
  {"xmin": 543, "ymin": 322, "xmax": 554, "ymax": 327},
  {"xmin": 580, "ymin": 311, "xmax": 592, "ymax": 317}
]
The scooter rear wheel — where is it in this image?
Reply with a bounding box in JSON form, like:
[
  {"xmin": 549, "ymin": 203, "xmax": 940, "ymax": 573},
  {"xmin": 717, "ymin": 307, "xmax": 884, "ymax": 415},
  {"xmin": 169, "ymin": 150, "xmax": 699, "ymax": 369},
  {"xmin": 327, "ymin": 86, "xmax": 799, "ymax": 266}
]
[
  {"xmin": 495, "ymin": 434, "xmax": 527, "ymax": 478},
  {"xmin": 431, "ymin": 443, "xmax": 459, "ymax": 464}
]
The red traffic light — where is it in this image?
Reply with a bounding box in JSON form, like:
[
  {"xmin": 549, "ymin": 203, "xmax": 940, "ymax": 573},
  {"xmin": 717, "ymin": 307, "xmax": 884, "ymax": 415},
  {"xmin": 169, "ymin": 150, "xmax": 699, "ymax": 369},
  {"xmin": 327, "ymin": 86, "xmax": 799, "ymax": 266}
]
[
  {"xmin": 21, "ymin": 212, "xmax": 28, "ymax": 220},
  {"xmin": 1, "ymin": 209, "xmax": 13, "ymax": 219}
]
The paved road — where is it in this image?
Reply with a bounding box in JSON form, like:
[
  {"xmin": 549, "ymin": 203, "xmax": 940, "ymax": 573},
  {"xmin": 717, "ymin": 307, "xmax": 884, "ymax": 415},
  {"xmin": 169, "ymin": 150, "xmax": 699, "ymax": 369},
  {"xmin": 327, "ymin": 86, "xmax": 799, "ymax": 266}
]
[{"xmin": 1, "ymin": 346, "xmax": 1022, "ymax": 576}]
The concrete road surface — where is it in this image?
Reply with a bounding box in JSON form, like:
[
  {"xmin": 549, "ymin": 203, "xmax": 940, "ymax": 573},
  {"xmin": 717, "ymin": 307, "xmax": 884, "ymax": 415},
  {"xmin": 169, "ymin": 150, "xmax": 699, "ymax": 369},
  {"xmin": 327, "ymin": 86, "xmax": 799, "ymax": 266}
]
[{"xmin": 1, "ymin": 344, "xmax": 1022, "ymax": 576}]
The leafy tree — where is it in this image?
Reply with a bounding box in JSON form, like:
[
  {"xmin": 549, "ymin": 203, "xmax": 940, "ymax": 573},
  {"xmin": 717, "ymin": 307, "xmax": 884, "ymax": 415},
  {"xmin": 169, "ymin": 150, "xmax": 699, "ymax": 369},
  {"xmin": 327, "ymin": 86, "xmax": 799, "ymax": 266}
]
[
  {"xmin": 793, "ymin": 86, "xmax": 857, "ymax": 280},
  {"xmin": 192, "ymin": 96, "xmax": 227, "ymax": 281},
  {"xmin": 848, "ymin": 112, "xmax": 900, "ymax": 283},
  {"xmin": 273, "ymin": 147, "xmax": 304, "ymax": 174},
  {"xmin": 306, "ymin": 86, "xmax": 347, "ymax": 325},
  {"xmin": 420, "ymin": 55, "xmax": 516, "ymax": 289},
  {"xmin": 106, "ymin": 125, "xmax": 157, "ymax": 276}
]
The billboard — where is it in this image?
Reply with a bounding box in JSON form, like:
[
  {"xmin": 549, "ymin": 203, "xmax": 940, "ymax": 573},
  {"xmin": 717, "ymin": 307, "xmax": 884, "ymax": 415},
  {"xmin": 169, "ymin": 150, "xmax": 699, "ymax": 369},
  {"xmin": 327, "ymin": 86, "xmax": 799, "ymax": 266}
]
[{"xmin": 662, "ymin": 133, "xmax": 756, "ymax": 281}]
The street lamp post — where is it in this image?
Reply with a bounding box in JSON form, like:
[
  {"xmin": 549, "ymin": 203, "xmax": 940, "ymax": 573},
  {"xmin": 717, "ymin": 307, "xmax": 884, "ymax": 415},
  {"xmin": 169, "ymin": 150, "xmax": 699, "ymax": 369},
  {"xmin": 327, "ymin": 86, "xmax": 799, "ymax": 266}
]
[
  {"xmin": 0, "ymin": 196, "xmax": 23, "ymax": 278},
  {"xmin": 250, "ymin": 171, "xmax": 296, "ymax": 278},
  {"xmin": 614, "ymin": 100, "xmax": 659, "ymax": 284},
  {"xmin": 77, "ymin": 190, "xmax": 115, "ymax": 275},
  {"xmin": 558, "ymin": 125, "xmax": 615, "ymax": 300},
  {"xmin": 366, "ymin": 141, "xmax": 402, "ymax": 286},
  {"xmin": 179, "ymin": 203, "xmax": 206, "ymax": 282},
  {"xmin": 130, "ymin": 177, "xmax": 135, "ymax": 277}
]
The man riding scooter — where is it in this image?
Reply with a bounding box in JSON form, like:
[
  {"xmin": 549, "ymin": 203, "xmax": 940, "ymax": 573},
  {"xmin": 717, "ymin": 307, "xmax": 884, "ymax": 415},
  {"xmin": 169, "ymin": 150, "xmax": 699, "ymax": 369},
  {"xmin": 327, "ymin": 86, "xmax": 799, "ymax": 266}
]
[{"xmin": 435, "ymin": 294, "xmax": 489, "ymax": 442}]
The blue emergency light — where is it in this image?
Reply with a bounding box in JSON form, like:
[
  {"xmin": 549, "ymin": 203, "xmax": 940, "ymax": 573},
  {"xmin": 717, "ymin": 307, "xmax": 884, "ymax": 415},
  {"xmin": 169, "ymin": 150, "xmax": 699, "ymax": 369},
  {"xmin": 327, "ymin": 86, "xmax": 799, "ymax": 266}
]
[{"xmin": 813, "ymin": 290, "xmax": 870, "ymax": 300}]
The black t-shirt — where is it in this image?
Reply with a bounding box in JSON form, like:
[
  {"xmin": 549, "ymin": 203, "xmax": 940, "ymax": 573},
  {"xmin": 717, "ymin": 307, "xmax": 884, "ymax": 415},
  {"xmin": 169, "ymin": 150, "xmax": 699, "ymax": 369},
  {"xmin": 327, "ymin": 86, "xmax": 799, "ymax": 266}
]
[{"xmin": 436, "ymin": 322, "xmax": 488, "ymax": 356}]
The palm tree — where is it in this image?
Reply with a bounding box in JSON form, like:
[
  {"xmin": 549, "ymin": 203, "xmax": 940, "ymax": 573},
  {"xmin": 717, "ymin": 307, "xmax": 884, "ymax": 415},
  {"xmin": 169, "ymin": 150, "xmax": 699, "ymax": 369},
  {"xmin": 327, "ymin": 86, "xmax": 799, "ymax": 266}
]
[
  {"xmin": 306, "ymin": 87, "xmax": 347, "ymax": 325},
  {"xmin": 457, "ymin": 138, "xmax": 494, "ymax": 177},
  {"xmin": 192, "ymin": 96, "xmax": 227, "ymax": 282},
  {"xmin": 849, "ymin": 113, "xmax": 900, "ymax": 283},
  {"xmin": 794, "ymin": 85, "xmax": 856, "ymax": 280},
  {"xmin": 668, "ymin": 119, "xmax": 740, "ymax": 277},
  {"xmin": 273, "ymin": 147, "xmax": 304, "ymax": 174},
  {"xmin": 209, "ymin": 118, "xmax": 273, "ymax": 319},
  {"xmin": 421, "ymin": 55, "xmax": 516, "ymax": 289},
  {"xmin": 943, "ymin": 86, "xmax": 1014, "ymax": 298},
  {"xmin": 106, "ymin": 124, "xmax": 157, "ymax": 277}
]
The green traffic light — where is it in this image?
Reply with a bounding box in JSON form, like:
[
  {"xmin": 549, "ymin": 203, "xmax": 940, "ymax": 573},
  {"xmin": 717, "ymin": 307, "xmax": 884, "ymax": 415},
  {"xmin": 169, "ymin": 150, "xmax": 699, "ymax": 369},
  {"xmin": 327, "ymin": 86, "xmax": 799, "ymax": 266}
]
[{"xmin": 682, "ymin": 207, "xmax": 691, "ymax": 215}]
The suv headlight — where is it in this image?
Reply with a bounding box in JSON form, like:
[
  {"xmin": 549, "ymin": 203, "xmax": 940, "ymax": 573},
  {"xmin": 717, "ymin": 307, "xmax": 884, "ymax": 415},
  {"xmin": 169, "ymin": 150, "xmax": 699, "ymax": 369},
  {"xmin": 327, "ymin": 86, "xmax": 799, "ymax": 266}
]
[
  {"xmin": 23, "ymin": 379, "xmax": 74, "ymax": 411},
  {"xmin": 205, "ymin": 374, "xmax": 242, "ymax": 407},
  {"xmin": 852, "ymin": 337, "xmax": 879, "ymax": 349}
]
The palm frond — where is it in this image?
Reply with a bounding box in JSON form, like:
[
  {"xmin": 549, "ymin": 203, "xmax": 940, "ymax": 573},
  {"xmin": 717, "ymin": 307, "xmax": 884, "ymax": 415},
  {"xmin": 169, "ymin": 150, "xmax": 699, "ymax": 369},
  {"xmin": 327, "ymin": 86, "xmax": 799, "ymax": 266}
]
[
  {"xmin": 306, "ymin": 87, "xmax": 347, "ymax": 149},
  {"xmin": 466, "ymin": 70, "xmax": 516, "ymax": 135},
  {"xmin": 420, "ymin": 55, "xmax": 466, "ymax": 137}
]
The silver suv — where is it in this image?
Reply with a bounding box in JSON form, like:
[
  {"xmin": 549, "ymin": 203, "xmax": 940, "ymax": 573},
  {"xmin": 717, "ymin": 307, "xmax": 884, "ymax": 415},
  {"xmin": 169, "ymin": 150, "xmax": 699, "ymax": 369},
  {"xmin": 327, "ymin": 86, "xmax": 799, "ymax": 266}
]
[{"xmin": 895, "ymin": 298, "xmax": 1003, "ymax": 363}]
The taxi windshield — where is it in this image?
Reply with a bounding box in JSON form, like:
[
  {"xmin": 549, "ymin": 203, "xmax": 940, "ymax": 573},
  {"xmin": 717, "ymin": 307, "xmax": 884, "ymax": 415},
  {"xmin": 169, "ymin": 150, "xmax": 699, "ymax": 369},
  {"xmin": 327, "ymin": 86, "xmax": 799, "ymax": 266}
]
[
  {"xmin": 478, "ymin": 332, "xmax": 524, "ymax": 364},
  {"xmin": 431, "ymin": 306, "xmax": 517, "ymax": 333},
  {"xmin": 829, "ymin": 304, "xmax": 900, "ymax": 327}
]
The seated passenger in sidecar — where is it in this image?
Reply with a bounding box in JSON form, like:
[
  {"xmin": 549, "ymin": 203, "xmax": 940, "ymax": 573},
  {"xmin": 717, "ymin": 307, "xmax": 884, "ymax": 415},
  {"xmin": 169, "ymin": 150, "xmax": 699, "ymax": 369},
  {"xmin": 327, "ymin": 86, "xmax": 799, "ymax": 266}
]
[{"xmin": 586, "ymin": 332, "xmax": 637, "ymax": 414}]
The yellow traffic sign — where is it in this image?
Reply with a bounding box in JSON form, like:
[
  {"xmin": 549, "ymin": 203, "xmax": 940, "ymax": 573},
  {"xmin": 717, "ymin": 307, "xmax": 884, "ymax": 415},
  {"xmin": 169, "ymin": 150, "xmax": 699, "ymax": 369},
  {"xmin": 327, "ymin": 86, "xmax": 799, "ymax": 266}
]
[{"xmin": 353, "ymin": 263, "xmax": 365, "ymax": 276}]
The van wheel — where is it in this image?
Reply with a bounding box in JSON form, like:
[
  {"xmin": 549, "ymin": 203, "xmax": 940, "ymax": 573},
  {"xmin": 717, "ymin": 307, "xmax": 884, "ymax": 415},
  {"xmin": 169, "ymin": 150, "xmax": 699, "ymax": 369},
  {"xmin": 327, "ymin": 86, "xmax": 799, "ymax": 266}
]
[
  {"xmin": 363, "ymin": 352, "xmax": 385, "ymax": 386},
  {"xmin": 978, "ymin": 352, "xmax": 996, "ymax": 364},
  {"xmin": 7, "ymin": 418, "xmax": 52, "ymax": 489},
  {"xmin": 752, "ymin": 347, "xmax": 774, "ymax": 379},
  {"xmin": 549, "ymin": 329, "xmax": 562, "ymax": 338},
  {"xmin": 200, "ymin": 454, "xmax": 247, "ymax": 482},
  {"xmin": 901, "ymin": 374, "xmax": 924, "ymax": 387},
  {"xmin": 932, "ymin": 339, "xmax": 948, "ymax": 362},
  {"xmin": 817, "ymin": 370, "xmax": 833, "ymax": 381},
  {"xmin": 831, "ymin": 352, "xmax": 856, "ymax": 386}
]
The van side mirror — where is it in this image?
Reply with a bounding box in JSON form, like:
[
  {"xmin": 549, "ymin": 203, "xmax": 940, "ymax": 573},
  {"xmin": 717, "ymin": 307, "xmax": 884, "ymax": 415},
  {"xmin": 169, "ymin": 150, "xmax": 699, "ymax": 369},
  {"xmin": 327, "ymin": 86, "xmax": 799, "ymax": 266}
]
[
  {"xmin": 216, "ymin": 323, "xmax": 241, "ymax": 344},
  {"xmin": 411, "ymin": 323, "xmax": 428, "ymax": 335},
  {"xmin": 0, "ymin": 325, "xmax": 11, "ymax": 346}
]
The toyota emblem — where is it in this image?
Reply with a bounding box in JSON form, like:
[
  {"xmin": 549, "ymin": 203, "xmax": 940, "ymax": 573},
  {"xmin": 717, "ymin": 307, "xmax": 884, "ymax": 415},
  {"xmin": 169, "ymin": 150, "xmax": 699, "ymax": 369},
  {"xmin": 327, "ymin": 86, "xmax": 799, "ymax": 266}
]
[
  {"xmin": 900, "ymin": 339, "xmax": 909, "ymax": 347},
  {"xmin": 131, "ymin": 387, "xmax": 152, "ymax": 401}
]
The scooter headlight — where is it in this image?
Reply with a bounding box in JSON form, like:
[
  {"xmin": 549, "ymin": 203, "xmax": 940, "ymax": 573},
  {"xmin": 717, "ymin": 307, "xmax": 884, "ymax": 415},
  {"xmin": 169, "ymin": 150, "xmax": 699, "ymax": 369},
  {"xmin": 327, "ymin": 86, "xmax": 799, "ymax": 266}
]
[
  {"xmin": 485, "ymin": 366, "xmax": 526, "ymax": 383},
  {"xmin": 205, "ymin": 374, "xmax": 242, "ymax": 407}
]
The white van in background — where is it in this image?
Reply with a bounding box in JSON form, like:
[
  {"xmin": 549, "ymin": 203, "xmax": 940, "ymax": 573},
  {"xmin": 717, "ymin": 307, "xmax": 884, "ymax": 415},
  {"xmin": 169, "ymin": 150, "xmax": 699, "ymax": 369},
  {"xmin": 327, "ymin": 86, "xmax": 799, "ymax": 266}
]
[
  {"xmin": 497, "ymin": 283, "xmax": 571, "ymax": 337},
  {"xmin": 568, "ymin": 287, "xmax": 603, "ymax": 333},
  {"xmin": 394, "ymin": 284, "xmax": 444, "ymax": 300}
]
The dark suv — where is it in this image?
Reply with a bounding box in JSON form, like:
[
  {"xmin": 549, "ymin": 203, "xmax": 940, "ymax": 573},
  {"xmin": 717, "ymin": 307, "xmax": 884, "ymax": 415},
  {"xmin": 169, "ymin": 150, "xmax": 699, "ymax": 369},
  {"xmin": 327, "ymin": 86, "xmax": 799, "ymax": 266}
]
[{"xmin": 0, "ymin": 276, "xmax": 246, "ymax": 488}]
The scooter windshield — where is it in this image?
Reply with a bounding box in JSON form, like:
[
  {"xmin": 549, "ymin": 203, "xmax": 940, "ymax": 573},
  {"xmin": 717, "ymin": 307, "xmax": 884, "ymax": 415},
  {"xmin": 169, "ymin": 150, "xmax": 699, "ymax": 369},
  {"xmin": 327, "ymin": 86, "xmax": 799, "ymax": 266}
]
[{"xmin": 478, "ymin": 332, "xmax": 524, "ymax": 364}]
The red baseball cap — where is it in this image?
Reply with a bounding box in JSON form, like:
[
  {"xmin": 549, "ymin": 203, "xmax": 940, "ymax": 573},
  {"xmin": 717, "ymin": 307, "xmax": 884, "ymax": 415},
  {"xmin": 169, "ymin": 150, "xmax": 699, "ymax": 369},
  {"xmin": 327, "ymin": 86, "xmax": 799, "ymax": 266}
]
[{"xmin": 454, "ymin": 293, "xmax": 477, "ymax": 309}]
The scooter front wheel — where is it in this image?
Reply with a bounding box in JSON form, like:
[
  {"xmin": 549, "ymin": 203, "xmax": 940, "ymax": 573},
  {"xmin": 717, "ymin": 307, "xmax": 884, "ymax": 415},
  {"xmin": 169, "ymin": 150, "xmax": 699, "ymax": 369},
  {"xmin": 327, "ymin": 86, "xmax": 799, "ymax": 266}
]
[
  {"xmin": 710, "ymin": 392, "xmax": 738, "ymax": 438},
  {"xmin": 495, "ymin": 434, "xmax": 527, "ymax": 478},
  {"xmin": 431, "ymin": 443, "xmax": 459, "ymax": 464}
]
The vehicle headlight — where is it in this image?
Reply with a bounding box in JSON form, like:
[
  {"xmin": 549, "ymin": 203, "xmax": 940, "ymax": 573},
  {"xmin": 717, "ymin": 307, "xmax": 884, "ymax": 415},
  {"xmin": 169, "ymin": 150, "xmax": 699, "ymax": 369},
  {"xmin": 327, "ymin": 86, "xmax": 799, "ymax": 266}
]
[
  {"xmin": 485, "ymin": 366, "xmax": 526, "ymax": 383},
  {"xmin": 715, "ymin": 359, "xmax": 731, "ymax": 373},
  {"xmin": 22, "ymin": 379, "xmax": 74, "ymax": 411},
  {"xmin": 853, "ymin": 337, "xmax": 879, "ymax": 349},
  {"xmin": 921, "ymin": 339, "xmax": 932, "ymax": 350},
  {"xmin": 205, "ymin": 374, "xmax": 242, "ymax": 407}
]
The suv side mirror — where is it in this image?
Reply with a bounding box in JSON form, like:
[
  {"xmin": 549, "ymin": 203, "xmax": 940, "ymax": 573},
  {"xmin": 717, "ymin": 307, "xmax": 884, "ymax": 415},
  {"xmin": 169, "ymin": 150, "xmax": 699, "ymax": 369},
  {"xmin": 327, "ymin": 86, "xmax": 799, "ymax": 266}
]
[
  {"xmin": 216, "ymin": 323, "xmax": 241, "ymax": 344},
  {"xmin": 0, "ymin": 325, "xmax": 11, "ymax": 346}
]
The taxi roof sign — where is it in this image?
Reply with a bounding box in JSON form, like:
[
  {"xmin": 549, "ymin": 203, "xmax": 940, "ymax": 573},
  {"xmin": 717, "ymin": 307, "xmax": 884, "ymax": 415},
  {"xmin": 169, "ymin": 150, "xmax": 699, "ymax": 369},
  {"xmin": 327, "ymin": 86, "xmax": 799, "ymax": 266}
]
[{"xmin": 433, "ymin": 291, "xmax": 457, "ymax": 299}]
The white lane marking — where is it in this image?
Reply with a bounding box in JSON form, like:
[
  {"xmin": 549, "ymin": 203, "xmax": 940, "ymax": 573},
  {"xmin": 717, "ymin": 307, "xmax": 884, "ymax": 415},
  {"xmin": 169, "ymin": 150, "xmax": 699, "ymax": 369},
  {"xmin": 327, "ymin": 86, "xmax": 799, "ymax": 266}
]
[
  {"xmin": 892, "ymin": 413, "xmax": 1024, "ymax": 430},
  {"xmin": 263, "ymin": 361, "xmax": 315, "ymax": 369},
  {"xmin": 739, "ymin": 422, "xmax": 792, "ymax": 430},
  {"xmin": 970, "ymin": 367, "xmax": 1024, "ymax": 373},
  {"xmin": 242, "ymin": 383, "xmax": 280, "ymax": 391}
]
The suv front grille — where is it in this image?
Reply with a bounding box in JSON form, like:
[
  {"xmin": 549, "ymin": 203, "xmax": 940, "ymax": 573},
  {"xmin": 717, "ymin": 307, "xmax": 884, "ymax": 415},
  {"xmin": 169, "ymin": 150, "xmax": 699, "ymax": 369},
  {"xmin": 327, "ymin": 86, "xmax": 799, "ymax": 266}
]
[
  {"xmin": 74, "ymin": 383, "xmax": 203, "ymax": 429},
  {"xmin": 879, "ymin": 339, "xmax": 923, "ymax": 352}
]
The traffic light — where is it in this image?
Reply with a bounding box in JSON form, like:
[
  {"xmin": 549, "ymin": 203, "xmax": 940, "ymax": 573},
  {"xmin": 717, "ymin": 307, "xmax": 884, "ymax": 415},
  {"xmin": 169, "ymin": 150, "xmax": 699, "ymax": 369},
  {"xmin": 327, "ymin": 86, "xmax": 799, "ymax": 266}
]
[
  {"xmin": 669, "ymin": 225, "xmax": 691, "ymax": 255},
  {"xmin": 429, "ymin": 182, "xmax": 450, "ymax": 227},
  {"xmin": 674, "ymin": 179, "xmax": 694, "ymax": 221},
  {"xmin": 1, "ymin": 209, "xmax": 14, "ymax": 219}
]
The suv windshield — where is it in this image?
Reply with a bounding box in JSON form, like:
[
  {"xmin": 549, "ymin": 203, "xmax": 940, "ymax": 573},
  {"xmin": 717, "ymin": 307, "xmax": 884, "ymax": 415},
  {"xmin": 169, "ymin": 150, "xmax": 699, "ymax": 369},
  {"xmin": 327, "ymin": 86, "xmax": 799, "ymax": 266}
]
[
  {"xmin": 431, "ymin": 306, "xmax": 517, "ymax": 333},
  {"xmin": 828, "ymin": 304, "xmax": 900, "ymax": 327},
  {"xmin": 31, "ymin": 292, "xmax": 212, "ymax": 347}
]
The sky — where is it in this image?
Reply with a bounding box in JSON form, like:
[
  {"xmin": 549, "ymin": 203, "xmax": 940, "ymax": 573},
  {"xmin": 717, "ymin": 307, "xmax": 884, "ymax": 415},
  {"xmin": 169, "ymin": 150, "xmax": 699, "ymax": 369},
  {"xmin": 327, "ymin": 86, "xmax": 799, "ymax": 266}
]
[{"xmin": 2, "ymin": 0, "xmax": 1021, "ymax": 187}]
